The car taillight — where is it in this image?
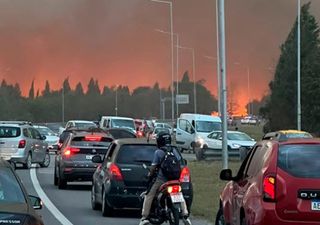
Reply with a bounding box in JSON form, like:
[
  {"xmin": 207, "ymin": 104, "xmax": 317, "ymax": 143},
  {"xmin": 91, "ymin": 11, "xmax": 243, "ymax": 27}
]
[
  {"xmin": 84, "ymin": 135, "xmax": 102, "ymax": 142},
  {"xmin": 263, "ymin": 175, "xmax": 276, "ymax": 202},
  {"xmin": 18, "ymin": 140, "xmax": 26, "ymax": 148},
  {"xmin": 63, "ymin": 147, "xmax": 80, "ymax": 157},
  {"xmin": 109, "ymin": 163, "xmax": 123, "ymax": 181},
  {"xmin": 179, "ymin": 167, "xmax": 190, "ymax": 183}
]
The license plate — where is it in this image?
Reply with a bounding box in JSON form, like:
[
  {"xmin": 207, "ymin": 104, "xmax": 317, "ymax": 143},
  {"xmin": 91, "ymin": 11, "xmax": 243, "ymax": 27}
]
[
  {"xmin": 86, "ymin": 155, "xmax": 93, "ymax": 160},
  {"xmin": 170, "ymin": 192, "xmax": 184, "ymax": 203},
  {"xmin": 311, "ymin": 201, "xmax": 320, "ymax": 211}
]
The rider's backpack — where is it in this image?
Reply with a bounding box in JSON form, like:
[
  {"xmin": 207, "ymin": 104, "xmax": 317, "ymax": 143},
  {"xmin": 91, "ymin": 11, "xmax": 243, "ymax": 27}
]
[{"xmin": 160, "ymin": 147, "xmax": 181, "ymax": 180}]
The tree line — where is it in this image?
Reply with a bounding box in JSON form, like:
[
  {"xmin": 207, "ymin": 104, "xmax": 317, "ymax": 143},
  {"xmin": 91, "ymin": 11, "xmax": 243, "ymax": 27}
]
[{"xmin": 0, "ymin": 72, "xmax": 218, "ymax": 123}]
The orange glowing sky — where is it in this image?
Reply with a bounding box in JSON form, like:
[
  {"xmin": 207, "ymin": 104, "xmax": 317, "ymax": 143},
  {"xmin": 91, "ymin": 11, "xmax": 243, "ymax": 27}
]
[{"xmin": 0, "ymin": 0, "xmax": 320, "ymax": 114}]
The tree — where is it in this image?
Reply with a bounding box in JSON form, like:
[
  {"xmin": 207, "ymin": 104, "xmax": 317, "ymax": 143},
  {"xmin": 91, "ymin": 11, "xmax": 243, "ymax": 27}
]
[
  {"xmin": 28, "ymin": 80, "xmax": 35, "ymax": 99},
  {"xmin": 262, "ymin": 3, "xmax": 320, "ymax": 133},
  {"xmin": 75, "ymin": 82, "xmax": 84, "ymax": 96},
  {"xmin": 42, "ymin": 80, "xmax": 51, "ymax": 97}
]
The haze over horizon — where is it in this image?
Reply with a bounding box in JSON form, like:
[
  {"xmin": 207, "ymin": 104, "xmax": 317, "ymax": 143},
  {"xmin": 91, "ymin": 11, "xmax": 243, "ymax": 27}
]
[{"xmin": 0, "ymin": 0, "xmax": 319, "ymax": 114}]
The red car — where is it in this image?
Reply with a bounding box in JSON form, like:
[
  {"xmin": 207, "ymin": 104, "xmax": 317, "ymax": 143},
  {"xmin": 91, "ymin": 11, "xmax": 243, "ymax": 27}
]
[{"xmin": 216, "ymin": 137, "xmax": 320, "ymax": 225}]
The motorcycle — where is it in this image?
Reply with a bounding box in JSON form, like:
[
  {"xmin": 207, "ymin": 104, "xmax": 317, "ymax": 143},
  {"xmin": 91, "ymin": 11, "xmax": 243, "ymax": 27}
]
[{"xmin": 141, "ymin": 164, "xmax": 189, "ymax": 225}]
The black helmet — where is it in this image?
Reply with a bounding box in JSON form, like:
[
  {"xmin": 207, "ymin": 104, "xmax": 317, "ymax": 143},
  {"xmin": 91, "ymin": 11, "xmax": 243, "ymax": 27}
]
[{"xmin": 156, "ymin": 131, "xmax": 171, "ymax": 148}]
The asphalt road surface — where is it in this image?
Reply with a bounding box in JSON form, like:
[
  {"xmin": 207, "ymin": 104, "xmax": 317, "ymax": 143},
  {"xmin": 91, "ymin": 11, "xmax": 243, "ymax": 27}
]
[{"xmin": 16, "ymin": 154, "xmax": 211, "ymax": 225}]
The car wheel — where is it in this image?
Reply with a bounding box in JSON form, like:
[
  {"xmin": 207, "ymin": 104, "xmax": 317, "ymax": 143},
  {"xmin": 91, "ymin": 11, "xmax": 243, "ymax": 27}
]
[
  {"xmin": 195, "ymin": 147, "xmax": 204, "ymax": 161},
  {"xmin": 102, "ymin": 189, "xmax": 113, "ymax": 217},
  {"xmin": 54, "ymin": 167, "xmax": 58, "ymax": 186},
  {"xmin": 215, "ymin": 208, "xmax": 225, "ymax": 225},
  {"xmin": 58, "ymin": 169, "xmax": 67, "ymax": 189},
  {"xmin": 91, "ymin": 185, "xmax": 101, "ymax": 210},
  {"xmin": 40, "ymin": 151, "xmax": 50, "ymax": 167},
  {"xmin": 191, "ymin": 142, "xmax": 196, "ymax": 153},
  {"xmin": 23, "ymin": 153, "xmax": 32, "ymax": 169}
]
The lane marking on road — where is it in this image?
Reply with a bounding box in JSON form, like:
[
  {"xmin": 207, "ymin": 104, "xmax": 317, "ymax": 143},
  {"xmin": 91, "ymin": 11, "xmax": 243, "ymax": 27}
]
[{"xmin": 30, "ymin": 166, "xmax": 74, "ymax": 225}]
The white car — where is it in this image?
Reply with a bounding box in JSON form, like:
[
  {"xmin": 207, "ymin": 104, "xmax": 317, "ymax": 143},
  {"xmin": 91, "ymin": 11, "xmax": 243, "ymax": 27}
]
[
  {"xmin": 59, "ymin": 120, "xmax": 97, "ymax": 134},
  {"xmin": 34, "ymin": 125, "xmax": 59, "ymax": 151},
  {"xmin": 196, "ymin": 131, "xmax": 256, "ymax": 159},
  {"xmin": 241, "ymin": 116, "xmax": 258, "ymax": 125},
  {"xmin": 154, "ymin": 122, "xmax": 173, "ymax": 134}
]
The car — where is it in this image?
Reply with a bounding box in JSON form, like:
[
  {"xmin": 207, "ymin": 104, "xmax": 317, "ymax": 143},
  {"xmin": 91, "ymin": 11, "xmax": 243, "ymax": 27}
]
[
  {"xmin": 99, "ymin": 116, "xmax": 136, "ymax": 134},
  {"xmin": 33, "ymin": 125, "xmax": 59, "ymax": 152},
  {"xmin": 240, "ymin": 116, "xmax": 258, "ymax": 125},
  {"xmin": 59, "ymin": 120, "xmax": 97, "ymax": 134},
  {"xmin": 154, "ymin": 122, "xmax": 174, "ymax": 134},
  {"xmin": 216, "ymin": 137, "xmax": 320, "ymax": 225},
  {"xmin": 262, "ymin": 129, "xmax": 313, "ymax": 140},
  {"xmin": 0, "ymin": 158, "xmax": 44, "ymax": 225},
  {"xmin": 0, "ymin": 121, "xmax": 50, "ymax": 169},
  {"xmin": 54, "ymin": 129, "xmax": 113, "ymax": 189},
  {"xmin": 195, "ymin": 130, "xmax": 255, "ymax": 160},
  {"xmin": 148, "ymin": 127, "xmax": 171, "ymax": 140},
  {"xmin": 90, "ymin": 138, "xmax": 193, "ymax": 216},
  {"xmin": 104, "ymin": 128, "xmax": 137, "ymax": 139}
]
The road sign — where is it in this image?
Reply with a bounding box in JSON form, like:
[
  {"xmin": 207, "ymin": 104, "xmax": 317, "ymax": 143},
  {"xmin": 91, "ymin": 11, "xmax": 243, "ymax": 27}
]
[{"xmin": 176, "ymin": 94, "xmax": 189, "ymax": 104}]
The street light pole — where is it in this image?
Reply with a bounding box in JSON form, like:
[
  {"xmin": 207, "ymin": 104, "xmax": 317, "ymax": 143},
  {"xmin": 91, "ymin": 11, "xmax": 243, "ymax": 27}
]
[
  {"xmin": 155, "ymin": 29, "xmax": 180, "ymax": 118},
  {"xmin": 217, "ymin": 0, "xmax": 228, "ymax": 169},
  {"xmin": 215, "ymin": 0, "xmax": 221, "ymax": 116},
  {"xmin": 115, "ymin": 86, "xmax": 118, "ymax": 116},
  {"xmin": 177, "ymin": 45, "xmax": 196, "ymax": 113},
  {"xmin": 297, "ymin": 0, "xmax": 301, "ymax": 130},
  {"xmin": 62, "ymin": 85, "xmax": 65, "ymax": 125},
  {"xmin": 151, "ymin": 0, "xmax": 175, "ymax": 123}
]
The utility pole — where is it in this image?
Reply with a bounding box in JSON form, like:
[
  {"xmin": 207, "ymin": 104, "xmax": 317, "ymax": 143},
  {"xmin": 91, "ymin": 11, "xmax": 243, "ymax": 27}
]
[
  {"xmin": 218, "ymin": 0, "xmax": 228, "ymax": 169},
  {"xmin": 297, "ymin": 0, "xmax": 301, "ymax": 130}
]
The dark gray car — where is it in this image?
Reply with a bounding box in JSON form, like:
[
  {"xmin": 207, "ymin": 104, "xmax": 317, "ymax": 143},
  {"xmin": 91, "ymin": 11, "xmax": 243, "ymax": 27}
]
[{"xmin": 0, "ymin": 122, "xmax": 50, "ymax": 169}]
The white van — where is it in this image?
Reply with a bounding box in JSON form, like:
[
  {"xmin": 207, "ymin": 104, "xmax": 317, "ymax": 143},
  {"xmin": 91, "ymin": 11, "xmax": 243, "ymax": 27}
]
[
  {"xmin": 176, "ymin": 113, "xmax": 222, "ymax": 151},
  {"xmin": 99, "ymin": 116, "xmax": 136, "ymax": 133}
]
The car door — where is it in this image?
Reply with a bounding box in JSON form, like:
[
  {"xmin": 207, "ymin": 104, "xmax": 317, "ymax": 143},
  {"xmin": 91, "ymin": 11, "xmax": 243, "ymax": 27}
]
[
  {"xmin": 206, "ymin": 132, "xmax": 218, "ymax": 149},
  {"xmin": 176, "ymin": 119, "xmax": 195, "ymax": 149},
  {"xmin": 231, "ymin": 145, "xmax": 262, "ymax": 225},
  {"xmin": 29, "ymin": 128, "xmax": 46, "ymax": 162},
  {"xmin": 95, "ymin": 143, "xmax": 117, "ymax": 201}
]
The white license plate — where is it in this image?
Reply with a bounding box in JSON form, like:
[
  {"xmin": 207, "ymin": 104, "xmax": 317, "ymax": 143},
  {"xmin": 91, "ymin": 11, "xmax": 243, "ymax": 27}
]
[
  {"xmin": 311, "ymin": 201, "xmax": 320, "ymax": 211},
  {"xmin": 86, "ymin": 155, "xmax": 93, "ymax": 160},
  {"xmin": 170, "ymin": 192, "xmax": 184, "ymax": 203}
]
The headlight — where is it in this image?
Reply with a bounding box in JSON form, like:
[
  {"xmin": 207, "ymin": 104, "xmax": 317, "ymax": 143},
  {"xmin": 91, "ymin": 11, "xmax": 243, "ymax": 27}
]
[{"xmin": 232, "ymin": 143, "xmax": 241, "ymax": 148}]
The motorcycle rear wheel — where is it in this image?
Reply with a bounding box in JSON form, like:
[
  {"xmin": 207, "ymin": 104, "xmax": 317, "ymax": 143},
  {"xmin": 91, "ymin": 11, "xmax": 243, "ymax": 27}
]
[{"xmin": 169, "ymin": 204, "xmax": 180, "ymax": 225}]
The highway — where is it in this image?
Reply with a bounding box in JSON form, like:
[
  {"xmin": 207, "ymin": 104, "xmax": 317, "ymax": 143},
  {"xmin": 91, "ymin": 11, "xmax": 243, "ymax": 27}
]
[{"xmin": 16, "ymin": 154, "xmax": 211, "ymax": 225}]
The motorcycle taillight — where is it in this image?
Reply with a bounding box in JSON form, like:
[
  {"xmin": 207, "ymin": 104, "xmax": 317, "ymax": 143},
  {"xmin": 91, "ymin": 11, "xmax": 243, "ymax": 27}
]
[{"xmin": 167, "ymin": 185, "xmax": 181, "ymax": 194}]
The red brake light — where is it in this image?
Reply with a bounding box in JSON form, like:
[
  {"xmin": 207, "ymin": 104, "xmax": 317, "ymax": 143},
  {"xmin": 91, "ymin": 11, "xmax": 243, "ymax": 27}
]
[
  {"xmin": 63, "ymin": 147, "xmax": 80, "ymax": 157},
  {"xmin": 179, "ymin": 167, "xmax": 190, "ymax": 183},
  {"xmin": 84, "ymin": 135, "xmax": 102, "ymax": 142},
  {"xmin": 263, "ymin": 175, "xmax": 276, "ymax": 201},
  {"xmin": 109, "ymin": 163, "xmax": 123, "ymax": 181},
  {"xmin": 18, "ymin": 140, "xmax": 26, "ymax": 148},
  {"xmin": 167, "ymin": 185, "xmax": 181, "ymax": 194}
]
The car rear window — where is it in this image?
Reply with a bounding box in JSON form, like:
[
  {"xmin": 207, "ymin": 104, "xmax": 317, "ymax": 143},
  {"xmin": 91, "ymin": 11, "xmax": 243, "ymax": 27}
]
[
  {"xmin": 116, "ymin": 144, "xmax": 158, "ymax": 165},
  {"xmin": 278, "ymin": 144, "xmax": 320, "ymax": 178},
  {"xmin": 71, "ymin": 136, "xmax": 112, "ymax": 147},
  {"xmin": 0, "ymin": 168, "xmax": 25, "ymax": 204},
  {"xmin": 0, "ymin": 127, "xmax": 21, "ymax": 138}
]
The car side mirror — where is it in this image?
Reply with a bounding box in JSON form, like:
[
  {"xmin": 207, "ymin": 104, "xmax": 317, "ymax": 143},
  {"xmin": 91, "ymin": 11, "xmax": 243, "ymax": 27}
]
[
  {"xmin": 92, "ymin": 155, "xmax": 103, "ymax": 163},
  {"xmin": 41, "ymin": 135, "xmax": 46, "ymax": 140},
  {"xmin": 191, "ymin": 129, "xmax": 195, "ymax": 134},
  {"xmin": 29, "ymin": 195, "xmax": 42, "ymax": 210},
  {"xmin": 220, "ymin": 169, "xmax": 233, "ymax": 181}
]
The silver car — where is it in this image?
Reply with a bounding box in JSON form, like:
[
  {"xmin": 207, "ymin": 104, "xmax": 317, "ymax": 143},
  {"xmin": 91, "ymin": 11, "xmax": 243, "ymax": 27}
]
[{"xmin": 0, "ymin": 122, "xmax": 50, "ymax": 169}]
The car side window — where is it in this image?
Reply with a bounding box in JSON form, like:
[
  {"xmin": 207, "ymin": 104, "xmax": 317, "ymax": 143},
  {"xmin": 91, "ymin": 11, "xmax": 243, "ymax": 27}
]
[
  {"xmin": 103, "ymin": 144, "xmax": 117, "ymax": 164},
  {"xmin": 244, "ymin": 146, "xmax": 263, "ymax": 177},
  {"xmin": 23, "ymin": 128, "xmax": 31, "ymax": 138},
  {"xmin": 103, "ymin": 119, "xmax": 107, "ymax": 128},
  {"xmin": 234, "ymin": 146, "xmax": 258, "ymax": 180},
  {"xmin": 179, "ymin": 119, "xmax": 187, "ymax": 131},
  {"xmin": 33, "ymin": 129, "xmax": 42, "ymax": 140}
]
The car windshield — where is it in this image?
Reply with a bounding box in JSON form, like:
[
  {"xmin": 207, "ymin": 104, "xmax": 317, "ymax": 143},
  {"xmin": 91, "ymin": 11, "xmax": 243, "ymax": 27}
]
[
  {"xmin": 196, "ymin": 121, "xmax": 221, "ymax": 133},
  {"xmin": 111, "ymin": 119, "xmax": 135, "ymax": 130},
  {"xmin": 37, "ymin": 127, "xmax": 55, "ymax": 136},
  {"xmin": 278, "ymin": 144, "xmax": 320, "ymax": 178},
  {"xmin": 0, "ymin": 127, "xmax": 20, "ymax": 138},
  {"xmin": 227, "ymin": 133, "xmax": 253, "ymax": 141},
  {"xmin": 74, "ymin": 122, "xmax": 96, "ymax": 129},
  {"xmin": 0, "ymin": 168, "xmax": 26, "ymax": 204},
  {"xmin": 154, "ymin": 128, "xmax": 170, "ymax": 134}
]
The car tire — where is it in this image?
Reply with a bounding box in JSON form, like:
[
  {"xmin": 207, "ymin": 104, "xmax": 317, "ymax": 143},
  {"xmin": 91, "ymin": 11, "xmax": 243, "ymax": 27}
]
[
  {"xmin": 54, "ymin": 167, "xmax": 58, "ymax": 186},
  {"xmin": 215, "ymin": 207, "xmax": 225, "ymax": 225},
  {"xmin": 195, "ymin": 147, "xmax": 204, "ymax": 161},
  {"xmin": 58, "ymin": 169, "xmax": 67, "ymax": 189},
  {"xmin": 40, "ymin": 151, "xmax": 50, "ymax": 168},
  {"xmin": 91, "ymin": 185, "xmax": 101, "ymax": 210},
  {"xmin": 191, "ymin": 142, "xmax": 196, "ymax": 153},
  {"xmin": 23, "ymin": 153, "xmax": 32, "ymax": 169},
  {"xmin": 102, "ymin": 189, "xmax": 113, "ymax": 217}
]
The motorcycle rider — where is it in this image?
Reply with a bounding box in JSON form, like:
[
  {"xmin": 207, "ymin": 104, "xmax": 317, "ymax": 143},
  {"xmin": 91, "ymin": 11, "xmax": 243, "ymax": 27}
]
[{"xmin": 139, "ymin": 131, "xmax": 191, "ymax": 225}]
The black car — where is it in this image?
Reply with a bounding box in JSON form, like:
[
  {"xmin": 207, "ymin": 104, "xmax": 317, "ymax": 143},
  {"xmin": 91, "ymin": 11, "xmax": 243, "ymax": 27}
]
[
  {"xmin": 0, "ymin": 159, "xmax": 43, "ymax": 225},
  {"xmin": 54, "ymin": 130, "xmax": 113, "ymax": 189},
  {"xmin": 90, "ymin": 138, "xmax": 193, "ymax": 216}
]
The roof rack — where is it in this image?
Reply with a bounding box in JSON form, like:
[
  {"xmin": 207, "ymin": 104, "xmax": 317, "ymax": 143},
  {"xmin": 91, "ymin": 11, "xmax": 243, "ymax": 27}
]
[{"xmin": 0, "ymin": 121, "xmax": 33, "ymax": 126}]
